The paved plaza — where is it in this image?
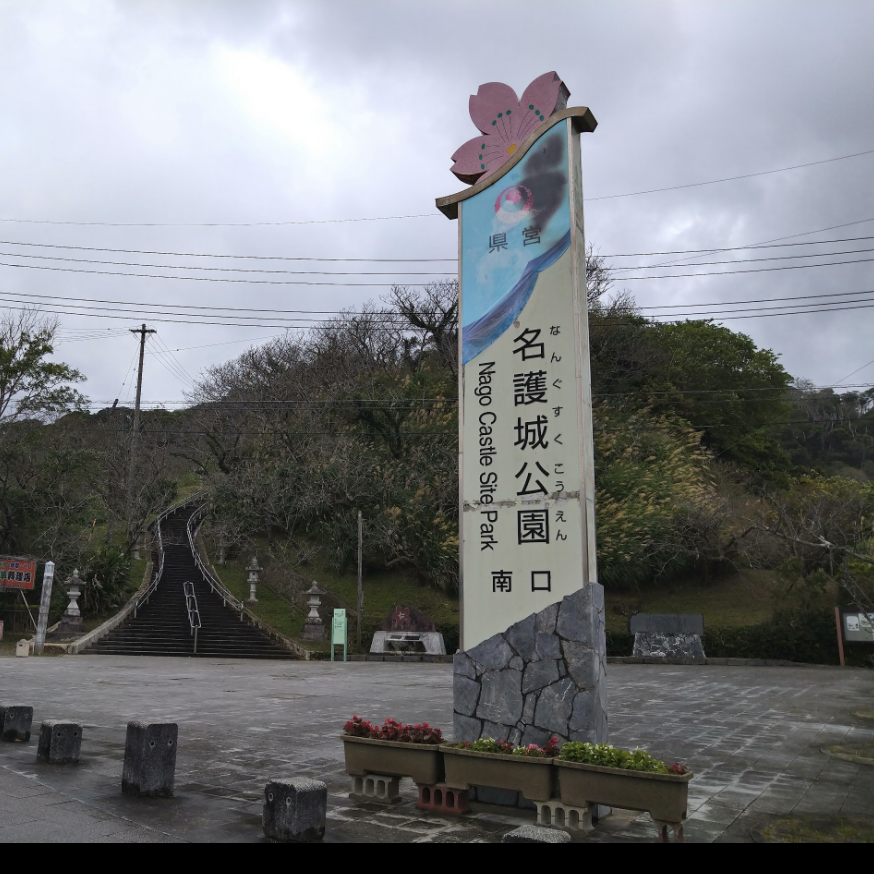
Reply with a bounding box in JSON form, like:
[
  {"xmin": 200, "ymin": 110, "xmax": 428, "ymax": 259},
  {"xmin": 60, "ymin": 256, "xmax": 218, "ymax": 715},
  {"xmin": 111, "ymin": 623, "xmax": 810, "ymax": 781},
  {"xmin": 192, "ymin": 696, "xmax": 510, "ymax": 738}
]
[{"xmin": 0, "ymin": 655, "xmax": 872, "ymax": 842}]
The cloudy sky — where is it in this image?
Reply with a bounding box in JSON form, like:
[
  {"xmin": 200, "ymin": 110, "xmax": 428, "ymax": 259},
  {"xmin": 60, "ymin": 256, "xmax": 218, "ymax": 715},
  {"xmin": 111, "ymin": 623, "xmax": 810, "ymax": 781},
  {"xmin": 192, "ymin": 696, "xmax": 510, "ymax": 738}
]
[{"xmin": 1, "ymin": 0, "xmax": 872, "ymax": 410}]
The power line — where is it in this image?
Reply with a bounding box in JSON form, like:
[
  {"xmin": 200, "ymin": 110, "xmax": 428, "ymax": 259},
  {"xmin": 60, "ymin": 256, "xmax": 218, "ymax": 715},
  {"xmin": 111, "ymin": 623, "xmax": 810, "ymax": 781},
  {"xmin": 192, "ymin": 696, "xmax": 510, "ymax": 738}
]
[
  {"xmin": 588, "ymin": 148, "xmax": 874, "ymax": 201},
  {"xmin": 0, "ymin": 260, "xmax": 441, "ymax": 287},
  {"xmin": 601, "ymin": 234, "xmax": 874, "ymax": 258},
  {"xmin": 614, "ymin": 254, "xmax": 874, "ymax": 281},
  {"xmin": 834, "ymin": 356, "xmax": 874, "ymax": 385},
  {"xmin": 636, "ymin": 287, "xmax": 874, "ymax": 311},
  {"xmin": 0, "ymin": 213, "xmax": 439, "ymax": 228},
  {"xmin": 611, "ymin": 245, "xmax": 874, "ymax": 271},
  {"xmin": 0, "ymin": 250, "xmax": 455, "ymax": 276},
  {"xmin": 6, "ymin": 243, "xmax": 874, "ymax": 277},
  {"xmin": 0, "ymin": 239, "xmax": 457, "ymax": 262},
  {"xmin": 2, "ymin": 146, "xmax": 872, "ymax": 225}
]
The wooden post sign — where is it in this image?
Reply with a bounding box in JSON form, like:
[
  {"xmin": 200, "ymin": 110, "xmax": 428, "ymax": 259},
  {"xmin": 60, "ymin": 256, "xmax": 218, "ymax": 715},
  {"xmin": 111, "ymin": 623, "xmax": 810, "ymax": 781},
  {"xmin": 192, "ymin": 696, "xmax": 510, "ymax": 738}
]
[{"xmin": 437, "ymin": 73, "xmax": 598, "ymax": 649}]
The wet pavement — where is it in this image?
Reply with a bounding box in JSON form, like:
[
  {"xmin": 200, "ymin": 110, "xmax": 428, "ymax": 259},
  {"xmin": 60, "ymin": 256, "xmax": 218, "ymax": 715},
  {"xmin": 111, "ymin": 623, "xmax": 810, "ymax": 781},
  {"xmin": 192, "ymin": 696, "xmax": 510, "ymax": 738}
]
[{"xmin": 0, "ymin": 655, "xmax": 872, "ymax": 842}]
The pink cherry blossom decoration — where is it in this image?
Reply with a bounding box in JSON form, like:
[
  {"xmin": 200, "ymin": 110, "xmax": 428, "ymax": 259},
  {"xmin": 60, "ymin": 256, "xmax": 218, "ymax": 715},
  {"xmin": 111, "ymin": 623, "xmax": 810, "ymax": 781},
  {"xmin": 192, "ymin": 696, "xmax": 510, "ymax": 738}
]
[{"xmin": 450, "ymin": 72, "xmax": 570, "ymax": 185}]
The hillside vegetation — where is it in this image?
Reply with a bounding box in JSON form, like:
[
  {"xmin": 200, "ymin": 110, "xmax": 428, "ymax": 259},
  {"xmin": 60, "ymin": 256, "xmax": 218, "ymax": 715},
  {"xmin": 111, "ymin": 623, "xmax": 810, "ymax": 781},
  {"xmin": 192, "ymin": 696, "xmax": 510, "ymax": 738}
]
[{"xmin": 1, "ymin": 258, "xmax": 873, "ymax": 663}]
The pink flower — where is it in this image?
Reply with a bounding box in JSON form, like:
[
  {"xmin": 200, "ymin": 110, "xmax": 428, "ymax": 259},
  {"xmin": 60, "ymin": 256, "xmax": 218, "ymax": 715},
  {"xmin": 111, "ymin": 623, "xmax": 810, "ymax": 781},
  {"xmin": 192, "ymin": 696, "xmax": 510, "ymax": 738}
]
[{"xmin": 450, "ymin": 72, "xmax": 569, "ymax": 185}]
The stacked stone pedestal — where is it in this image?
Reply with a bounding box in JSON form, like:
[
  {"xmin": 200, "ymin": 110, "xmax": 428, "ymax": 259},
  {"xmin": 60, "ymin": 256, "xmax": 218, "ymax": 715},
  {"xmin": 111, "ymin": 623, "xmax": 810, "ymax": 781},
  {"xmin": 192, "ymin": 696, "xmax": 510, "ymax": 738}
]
[{"xmin": 453, "ymin": 585, "xmax": 608, "ymax": 748}]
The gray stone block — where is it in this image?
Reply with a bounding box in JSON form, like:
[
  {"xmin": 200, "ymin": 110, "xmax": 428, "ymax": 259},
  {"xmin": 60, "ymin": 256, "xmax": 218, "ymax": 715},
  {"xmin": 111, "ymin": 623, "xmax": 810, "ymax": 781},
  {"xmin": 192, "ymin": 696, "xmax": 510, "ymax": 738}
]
[
  {"xmin": 534, "ymin": 631, "xmax": 561, "ymax": 660},
  {"xmin": 568, "ymin": 691, "xmax": 594, "ymax": 732},
  {"xmin": 556, "ymin": 588, "xmax": 594, "ymax": 646},
  {"xmin": 522, "ymin": 658, "xmax": 560, "ymax": 694},
  {"xmin": 628, "ymin": 613, "xmax": 704, "ymax": 635},
  {"xmin": 122, "ymin": 721, "xmax": 178, "ymax": 798},
  {"xmin": 467, "ymin": 636, "xmax": 513, "ymax": 671},
  {"xmin": 263, "ymin": 778, "xmax": 327, "ymax": 842},
  {"xmin": 505, "ymin": 613, "xmax": 536, "ymax": 660},
  {"xmin": 502, "ymin": 824, "xmax": 571, "ymax": 843},
  {"xmin": 535, "ymin": 602, "xmax": 559, "ymax": 636},
  {"xmin": 562, "ymin": 640, "xmax": 596, "ymax": 688},
  {"xmin": 453, "ymin": 674, "xmax": 480, "ymax": 716},
  {"xmin": 521, "ymin": 692, "xmax": 537, "ymax": 725},
  {"xmin": 534, "ymin": 678, "xmax": 575, "ymax": 735},
  {"xmin": 37, "ymin": 721, "xmax": 82, "ymax": 764},
  {"xmin": 453, "ymin": 713, "xmax": 481, "ymax": 743},
  {"xmin": 592, "ymin": 585, "xmax": 604, "ymax": 610},
  {"xmin": 482, "ymin": 720, "xmax": 510, "ymax": 742},
  {"xmin": 453, "ymin": 652, "xmax": 477, "ymax": 680},
  {"xmin": 0, "ymin": 704, "xmax": 33, "ymax": 742},
  {"xmin": 509, "ymin": 655, "xmax": 524, "ymax": 671},
  {"xmin": 520, "ymin": 725, "xmax": 552, "ymax": 748},
  {"xmin": 632, "ymin": 631, "xmax": 705, "ymax": 659},
  {"xmin": 476, "ymin": 669, "xmax": 523, "ymax": 724}
]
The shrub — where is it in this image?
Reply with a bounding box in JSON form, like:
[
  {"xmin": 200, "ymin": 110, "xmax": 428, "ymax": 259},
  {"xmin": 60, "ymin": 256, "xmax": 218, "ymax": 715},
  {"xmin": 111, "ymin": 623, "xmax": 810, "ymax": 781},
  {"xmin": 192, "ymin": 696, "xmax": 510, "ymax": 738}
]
[{"xmin": 559, "ymin": 742, "xmax": 684, "ymax": 774}]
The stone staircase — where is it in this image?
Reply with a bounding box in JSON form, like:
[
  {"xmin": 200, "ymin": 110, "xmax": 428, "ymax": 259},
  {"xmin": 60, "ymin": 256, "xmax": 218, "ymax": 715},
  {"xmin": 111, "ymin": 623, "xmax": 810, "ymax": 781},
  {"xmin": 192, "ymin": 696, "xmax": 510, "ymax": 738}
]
[{"xmin": 85, "ymin": 507, "xmax": 296, "ymax": 660}]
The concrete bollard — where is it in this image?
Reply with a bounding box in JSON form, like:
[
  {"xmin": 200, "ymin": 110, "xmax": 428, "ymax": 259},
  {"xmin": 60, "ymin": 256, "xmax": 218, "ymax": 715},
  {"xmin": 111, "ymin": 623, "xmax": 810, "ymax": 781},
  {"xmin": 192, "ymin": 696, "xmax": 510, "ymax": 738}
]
[
  {"xmin": 263, "ymin": 779, "xmax": 327, "ymax": 842},
  {"xmin": 121, "ymin": 721, "xmax": 178, "ymax": 797},
  {"xmin": 37, "ymin": 720, "xmax": 83, "ymax": 764},
  {"xmin": 0, "ymin": 704, "xmax": 33, "ymax": 742},
  {"xmin": 501, "ymin": 824, "xmax": 572, "ymax": 843},
  {"xmin": 15, "ymin": 640, "xmax": 30, "ymax": 658}
]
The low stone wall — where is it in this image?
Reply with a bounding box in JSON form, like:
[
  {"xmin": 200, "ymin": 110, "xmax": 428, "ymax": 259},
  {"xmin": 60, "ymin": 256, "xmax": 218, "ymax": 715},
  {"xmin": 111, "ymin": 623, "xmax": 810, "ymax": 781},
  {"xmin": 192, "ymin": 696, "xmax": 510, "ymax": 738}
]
[
  {"xmin": 453, "ymin": 585, "xmax": 608, "ymax": 748},
  {"xmin": 63, "ymin": 556, "xmax": 154, "ymax": 655},
  {"xmin": 629, "ymin": 614, "xmax": 705, "ymax": 660}
]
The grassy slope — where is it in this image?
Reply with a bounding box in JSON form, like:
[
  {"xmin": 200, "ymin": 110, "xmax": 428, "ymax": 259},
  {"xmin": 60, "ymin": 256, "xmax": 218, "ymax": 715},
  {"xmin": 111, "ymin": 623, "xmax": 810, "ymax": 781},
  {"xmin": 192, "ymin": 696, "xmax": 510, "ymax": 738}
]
[
  {"xmin": 205, "ymin": 538, "xmax": 459, "ymax": 654},
  {"xmin": 603, "ymin": 569, "xmax": 777, "ymax": 634},
  {"xmin": 208, "ymin": 531, "xmax": 775, "ymax": 652}
]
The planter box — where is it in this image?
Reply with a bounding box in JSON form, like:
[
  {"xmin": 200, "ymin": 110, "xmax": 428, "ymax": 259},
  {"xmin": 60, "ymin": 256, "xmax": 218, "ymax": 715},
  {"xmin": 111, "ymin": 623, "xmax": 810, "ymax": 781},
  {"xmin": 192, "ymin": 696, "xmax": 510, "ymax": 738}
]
[
  {"xmin": 556, "ymin": 760, "xmax": 692, "ymax": 822},
  {"xmin": 442, "ymin": 747, "xmax": 556, "ymax": 802},
  {"xmin": 340, "ymin": 736, "xmax": 444, "ymax": 785}
]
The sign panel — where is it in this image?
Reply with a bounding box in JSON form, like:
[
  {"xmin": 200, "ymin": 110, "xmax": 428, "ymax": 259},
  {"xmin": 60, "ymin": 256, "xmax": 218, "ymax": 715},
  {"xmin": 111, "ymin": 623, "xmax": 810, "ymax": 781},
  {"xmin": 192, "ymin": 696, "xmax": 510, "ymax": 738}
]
[
  {"xmin": 0, "ymin": 558, "xmax": 36, "ymax": 591},
  {"xmin": 332, "ymin": 608, "xmax": 347, "ymax": 644},
  {"xmin": 842, "ymin": 608, "xmax": 874, "ymax": 643},
  {"xmin": 451, "ymin": 117, "xmax": 597, "ymax": 649}
]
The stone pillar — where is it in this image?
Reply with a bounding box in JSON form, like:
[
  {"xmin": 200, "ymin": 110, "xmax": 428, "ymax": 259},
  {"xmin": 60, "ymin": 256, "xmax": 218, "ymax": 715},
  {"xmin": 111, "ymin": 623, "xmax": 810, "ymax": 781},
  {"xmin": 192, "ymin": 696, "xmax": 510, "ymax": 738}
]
[
  {"xmin": 453, "ymin": 586, "xmax": 608, "ymax": 748},
  {"xmin": 302, "ymin": 581, "xmax": 326, "ymax": 642},
  {"xmin": 56, "ymin": 569, "xmax": 84, "ymax": 638},
  {"xmin": 246, "ymin": 556, "xmax": 261, "ymax": 604}
]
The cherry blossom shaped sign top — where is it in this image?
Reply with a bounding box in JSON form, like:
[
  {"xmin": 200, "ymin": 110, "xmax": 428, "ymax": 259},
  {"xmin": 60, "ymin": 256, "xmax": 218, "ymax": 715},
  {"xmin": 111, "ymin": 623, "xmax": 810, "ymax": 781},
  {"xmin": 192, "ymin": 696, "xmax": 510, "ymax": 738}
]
[{"xmin": 450, "ymin": 72, "xmax": 570, "ymax": 186}]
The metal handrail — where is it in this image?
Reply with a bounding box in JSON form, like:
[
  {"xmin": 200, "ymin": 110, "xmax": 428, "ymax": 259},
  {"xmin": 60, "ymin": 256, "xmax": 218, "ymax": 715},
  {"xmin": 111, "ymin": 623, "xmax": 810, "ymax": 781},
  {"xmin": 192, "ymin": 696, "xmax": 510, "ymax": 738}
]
[
  {"xmin": 134, "ymin": 490, "xmax": 209, "ymax": 618},
  {"xmin": 183, "ymin": 580, "xmax": 201, "ymax": 653},
  {"xmin": 186, "ymin": 503, "xmax": 245, "ymax": 617}
]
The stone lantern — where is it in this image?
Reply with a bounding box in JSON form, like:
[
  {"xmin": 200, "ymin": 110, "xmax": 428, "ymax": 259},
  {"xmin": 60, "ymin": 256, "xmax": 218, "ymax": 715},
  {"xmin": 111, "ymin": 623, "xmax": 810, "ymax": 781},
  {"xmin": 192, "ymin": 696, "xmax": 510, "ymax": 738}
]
[
  {"xmin": 56, "ymin": 569, "xmax": 85, "ymax": 637},
  {"xmin": 302, "ymin": 581, "xmax": 326, "ymax": 641},
  {"xmin": 246, "ymin": 556, "xmax": 261, "ymax": 604}
]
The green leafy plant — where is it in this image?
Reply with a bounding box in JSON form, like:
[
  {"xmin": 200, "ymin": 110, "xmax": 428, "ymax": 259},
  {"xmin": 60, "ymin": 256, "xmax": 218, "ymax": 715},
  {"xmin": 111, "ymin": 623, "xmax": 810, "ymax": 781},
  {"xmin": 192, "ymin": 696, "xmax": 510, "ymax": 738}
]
[
  {"xmin": 559, "ymin": 742, "xmax": 687, "ymax": 775},
  {"xmin": 447, "ymin": 737, "xmax": 514, "ymax": 755}
]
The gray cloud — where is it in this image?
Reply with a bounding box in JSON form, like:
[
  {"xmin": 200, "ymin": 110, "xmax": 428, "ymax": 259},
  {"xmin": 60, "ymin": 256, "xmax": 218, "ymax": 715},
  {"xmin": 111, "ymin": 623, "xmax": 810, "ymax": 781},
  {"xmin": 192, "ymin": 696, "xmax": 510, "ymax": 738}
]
[{"xmin": 0, "ymin": 0, "xmax": 872, "ymax": 407}]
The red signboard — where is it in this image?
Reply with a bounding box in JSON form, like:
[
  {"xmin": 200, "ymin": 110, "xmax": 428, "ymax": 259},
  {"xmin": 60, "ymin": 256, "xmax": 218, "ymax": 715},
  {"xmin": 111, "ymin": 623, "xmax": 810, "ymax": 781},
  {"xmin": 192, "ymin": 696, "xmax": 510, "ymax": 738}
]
[{"xmin": 0, "ymin": 558, "xmax": 37, "ymax": 591}]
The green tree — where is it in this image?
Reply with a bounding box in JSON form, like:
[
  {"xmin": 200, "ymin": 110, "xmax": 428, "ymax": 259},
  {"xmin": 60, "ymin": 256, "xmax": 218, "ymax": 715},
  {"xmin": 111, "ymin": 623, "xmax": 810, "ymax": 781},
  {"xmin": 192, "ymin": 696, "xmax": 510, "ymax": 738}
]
[
  {"xmin": 643, "ymin": 320, "xmax": 793, "ymax": 471},
  {"xmin": 0, "ymin": 310, "xmax": 87, "ymax": 430}
]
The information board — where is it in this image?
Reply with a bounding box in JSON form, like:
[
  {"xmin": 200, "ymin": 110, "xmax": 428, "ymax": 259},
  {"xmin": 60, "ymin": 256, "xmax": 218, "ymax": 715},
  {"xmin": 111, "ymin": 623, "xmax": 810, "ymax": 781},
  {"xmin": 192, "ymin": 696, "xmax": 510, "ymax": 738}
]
[
  {"xmin": 0, "ymin": 558, "xmax": 36, "ymax": 591},
  {"xmin": 842, "ymin": 608, "xmax": 874, "ymax": 643}
]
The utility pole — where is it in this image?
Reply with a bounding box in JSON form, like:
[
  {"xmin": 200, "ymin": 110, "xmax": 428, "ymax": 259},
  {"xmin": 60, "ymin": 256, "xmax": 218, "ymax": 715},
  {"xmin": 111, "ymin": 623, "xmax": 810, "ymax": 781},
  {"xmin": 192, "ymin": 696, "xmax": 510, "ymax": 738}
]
[
  {"xmin": 357, "ymin": 511, "xmax": 363, "ymax": 650},
  {"xmin": 127, "ymin": 324, "xmax": 156, "ymax": 553}
]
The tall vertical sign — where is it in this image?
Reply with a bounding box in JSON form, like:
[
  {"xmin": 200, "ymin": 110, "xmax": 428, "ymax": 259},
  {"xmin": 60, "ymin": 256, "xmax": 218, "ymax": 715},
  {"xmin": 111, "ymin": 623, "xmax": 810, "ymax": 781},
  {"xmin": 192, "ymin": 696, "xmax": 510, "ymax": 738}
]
[{"xmin": 437, "ymin": 74, "xmax": 597, "ymax": 649}]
